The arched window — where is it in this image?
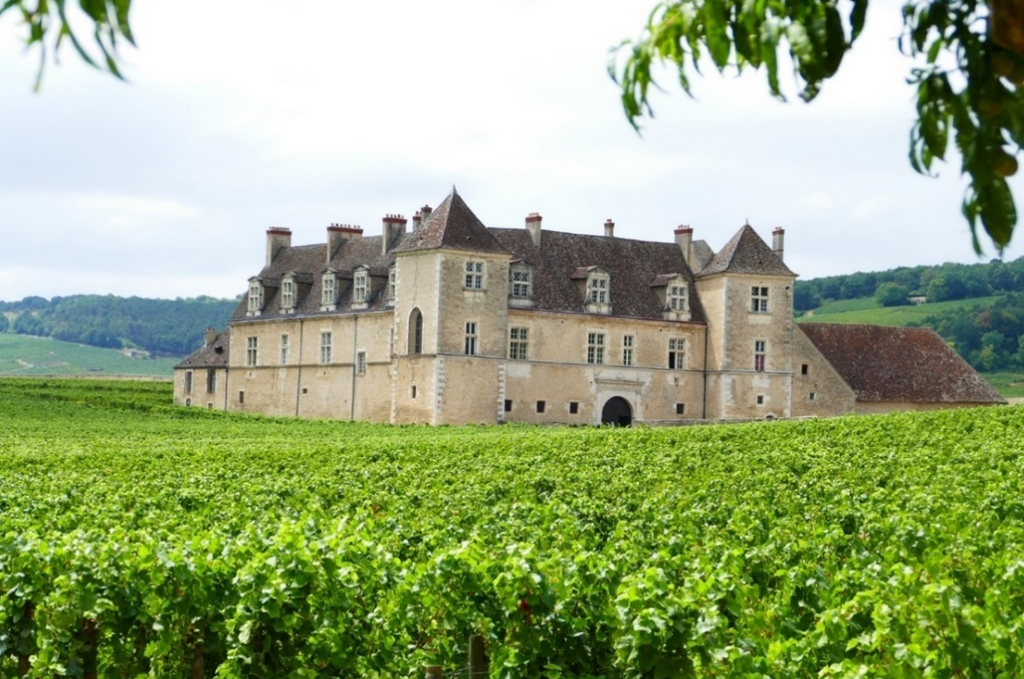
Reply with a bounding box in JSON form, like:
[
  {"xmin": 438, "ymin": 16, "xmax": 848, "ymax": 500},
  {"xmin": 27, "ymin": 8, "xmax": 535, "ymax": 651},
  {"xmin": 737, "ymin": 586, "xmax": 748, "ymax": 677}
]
[{"xmin": 409, "ymin": 308, "xmax": 423, "ymax": 354}]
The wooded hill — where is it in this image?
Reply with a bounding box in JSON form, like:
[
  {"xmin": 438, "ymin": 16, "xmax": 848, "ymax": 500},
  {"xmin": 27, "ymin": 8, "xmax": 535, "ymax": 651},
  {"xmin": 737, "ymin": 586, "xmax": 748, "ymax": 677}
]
[
  {"xmin": 796, "ymin": 256, "xmax": 1024, "ymax": 373},
  {"xmin": 0, "ymin": 295, "xmax": 239, "ymax": 357}
]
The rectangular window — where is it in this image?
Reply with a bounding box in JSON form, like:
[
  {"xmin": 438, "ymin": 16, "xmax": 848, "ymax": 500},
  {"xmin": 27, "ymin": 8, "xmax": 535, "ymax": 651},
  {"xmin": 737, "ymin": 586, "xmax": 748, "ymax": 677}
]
[
  {"xmin": 668, "ymin": 284, "xmax": 687, "ymax": 311},
  {"xmin": 238, "ymin": 390, "xmax": 245, "ymax": 404},
  {"xmin": 465, "ymin": 261, "xmax": 484, "ymax": 289},
  {"xmin": 464, "ymin": 322, "xmax": 478, "ymax": 355},
  {"xmin": 569, "ymin": 401, "xmax": 579, "ymax": 414},
  {"xmin": 751, "ymin": 286, "xmax": 769, "ymax": 313},
  {"xmin": 756, "ymin": 394, "xmax": 765, "ymax": 405},
  {"xmin": 354, "ymin": 271, "xmax": 368, "ymax": 303},
  {"xmin": 322, "ymin": 276, "xmax": 336, "ymax": 306},
  {"xmin": 622, "ymin": 335, "xmax": 634, "ymax": 366},
  {"xmin": 183, "ymin": 370, "xmax": 193, "ymax": 393},
  {"xmin": 206, "ymin": 369, "xmax": 216, "ymax": 394},
  {"xmin": 281, "ymin": 280, "xmax": 294, "ymax": 309},
  {"xmin": 504, "ymin": 399, "xmax": 512, "ymax": 412},
  {"xmin": 676, "ymin": 403, "xmax": 685, "ymax": 415},
  {"xmin": 248, "ymin": 282, "xmax": 262, "ymax": 312},
  {"xmin": 356, "ymin": 351, "xmax": 366, "ymax": 376},
  {"xmin": 668, "ymin": 338, "xmax": 686, "ymax": 370},
  {"xmin": 587, "ymin": 332, "xmax": 605, "ymax": 365},
  {"xmin": 320, "ymin": 331, "xmax": 332, "ymax": 364},
  {"xmin": 245, "ymin": 337, "xmax": 258, "ymax": 367},
  {"xmin": 801, "ymin": 363, "xmax": 809, "ymax": 375},
  {"xmin": 754, "ymin": 340, "xmax": 766, "ymax": 372},
  {"xmin": 536, "ymin": 400, "xmax": 546, "ymax": 413},
  {"xmin": 509, "ymin": 327, "xmax": 528, "ymax": 360},
  {"xmin": 511, "ymin": 268, "xmax": 531, "ymax": 297},
  {"xmin": 810, "ymin": 392, "xmax": 816, "ymax": 401},
  {"xmin": 587, "ymin": 276, "xmax": 608, "ymax": 304},
  {"xmin": 388, "ymin": 269, "xmax": 396, "ymax": 302},
  {"xmin": 280, "ymin": 334, "xmax": 290, "ymax": 365}
]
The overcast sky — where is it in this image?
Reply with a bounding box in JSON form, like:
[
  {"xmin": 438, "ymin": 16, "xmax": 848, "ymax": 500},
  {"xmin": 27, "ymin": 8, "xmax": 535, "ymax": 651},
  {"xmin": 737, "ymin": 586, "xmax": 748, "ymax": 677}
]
[{"xmin": 2, "ymin": 0, "xmax": 1022, "ymax": 302}]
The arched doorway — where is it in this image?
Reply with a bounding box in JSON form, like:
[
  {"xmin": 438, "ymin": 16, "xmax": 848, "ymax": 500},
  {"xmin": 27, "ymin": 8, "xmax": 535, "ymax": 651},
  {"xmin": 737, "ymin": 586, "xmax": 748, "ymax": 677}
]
[{"xmin": 601, "ymin": 397, "xmax": 633, "ymax": 426}]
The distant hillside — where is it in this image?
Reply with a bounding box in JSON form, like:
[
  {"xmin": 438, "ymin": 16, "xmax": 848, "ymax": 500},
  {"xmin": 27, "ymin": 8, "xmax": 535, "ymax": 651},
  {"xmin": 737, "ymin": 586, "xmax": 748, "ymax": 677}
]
[
  {"xmin": 0, "ymin": 334, "xmax": 178, "ymax": 377},
  {"xmin": 0, "ymin": 294, "xmax": 239, "ymax": 356}
]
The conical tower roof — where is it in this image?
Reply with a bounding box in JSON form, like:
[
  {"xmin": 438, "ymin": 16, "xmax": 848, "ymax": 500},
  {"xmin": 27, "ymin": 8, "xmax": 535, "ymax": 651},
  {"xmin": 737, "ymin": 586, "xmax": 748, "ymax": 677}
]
[
  {"xmin": 698, "ymin": 224, "xmax": 795, "ymax": 277},
  {"xmin": 393, "ymin": 188, "xmax": 509, "ymax": 255}
]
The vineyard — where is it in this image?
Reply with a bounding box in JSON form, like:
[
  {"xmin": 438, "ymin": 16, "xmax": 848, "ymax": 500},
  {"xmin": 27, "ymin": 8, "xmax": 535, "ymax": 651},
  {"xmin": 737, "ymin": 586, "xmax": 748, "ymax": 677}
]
[{"xmin": 2, "ymin": 379, "xmax": 1024, "ymax": 678}]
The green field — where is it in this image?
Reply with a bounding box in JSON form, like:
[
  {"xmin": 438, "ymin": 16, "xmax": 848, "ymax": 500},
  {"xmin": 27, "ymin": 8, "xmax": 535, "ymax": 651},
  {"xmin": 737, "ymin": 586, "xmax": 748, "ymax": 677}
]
[
  {"xmin": 800, "ymin": 295, "xmax": 1003, "ymax": 326},
  {"xmin": 0, "ymin": 333, "xmax": 179, "ymax": 377},
  {"xmin": 3, "ymin": 380, "xmax": 1024, "ymax": 677}
]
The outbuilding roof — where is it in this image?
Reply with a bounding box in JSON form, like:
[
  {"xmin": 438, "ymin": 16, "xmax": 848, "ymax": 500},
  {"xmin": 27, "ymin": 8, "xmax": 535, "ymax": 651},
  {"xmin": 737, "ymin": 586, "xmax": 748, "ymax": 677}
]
[
  {"xmin": 799, "ymin": 323, "xmax": 1005, "ymax": 404},
  {"xmin": 175, "ymin": 328, "xmax": 231, "ymax": 369}
]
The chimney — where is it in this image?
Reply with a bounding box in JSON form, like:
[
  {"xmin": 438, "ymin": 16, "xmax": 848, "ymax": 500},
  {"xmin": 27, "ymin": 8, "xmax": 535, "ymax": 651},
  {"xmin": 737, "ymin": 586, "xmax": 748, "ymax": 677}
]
[
  {"xmin": 525, "ymin": 212, "xmax": 542, "ymax": 248},
  {"xmin": 772, "ymin": 227, "xmax": 785, "ymax": 262},
  {"xmin": 266, "ymin": 227, "xmax": 291, "ymax": 266},
  {"xmin": 327, "ymin": 223, "xmax": 363, "ymax": 263},
  {"xmin": 421, "ymin": 204, "xmax": 433, "ymax": 219},
  {"xmin": 604, "ymin": 219, "xmax": 615, "ymax": 238},
  {"xmin": 204, "ymin": 327, "xmax": 218, "ymax": 347},
  {"xmin": 412, "ymin": 210, "xmax": 422, "ymax": 230},
  {"xmin": 675, "ymin": 225, "xmax": 693, "ymax": 270},
  {"xmin": 382, "ymin": 214, "xmax": 408, "ymax": 256}
]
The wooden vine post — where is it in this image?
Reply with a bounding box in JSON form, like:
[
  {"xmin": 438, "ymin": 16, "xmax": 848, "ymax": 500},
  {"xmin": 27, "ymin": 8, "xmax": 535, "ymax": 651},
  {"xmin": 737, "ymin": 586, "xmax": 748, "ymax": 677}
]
[{"xmin": 468, "ymin": 634, "xmax": 488, "ymax": 679}]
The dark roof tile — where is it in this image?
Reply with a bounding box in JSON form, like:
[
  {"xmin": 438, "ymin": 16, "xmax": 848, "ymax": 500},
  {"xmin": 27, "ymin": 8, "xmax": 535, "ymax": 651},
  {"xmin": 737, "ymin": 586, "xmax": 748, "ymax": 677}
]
[
  {"xmin": 699, "ymin": 225, "xmax": 795, "ymax": 277},
  {"xmin": 393, "ymin": 189, "xmax": 509, "ymax": 255},
  {"xmin": 175, "ymin": 328, "xmax": 231, "ymax": 369}
]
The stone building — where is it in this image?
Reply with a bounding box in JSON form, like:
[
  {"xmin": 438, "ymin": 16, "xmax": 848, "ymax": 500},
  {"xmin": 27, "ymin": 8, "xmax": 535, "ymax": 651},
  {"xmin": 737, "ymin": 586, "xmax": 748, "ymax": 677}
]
[{"xmin": 174, "ymin": 189, "xmax": 1004, "ymax": 424}]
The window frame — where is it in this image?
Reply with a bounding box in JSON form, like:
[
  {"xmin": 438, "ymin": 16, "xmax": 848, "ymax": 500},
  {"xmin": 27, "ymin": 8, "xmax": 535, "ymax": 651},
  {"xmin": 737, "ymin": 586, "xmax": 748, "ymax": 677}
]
[
  {"xmin": 464, "ymin": 321, "xmax": 478, "ymax": 356},
  {"xmin": 509, "ymin": 327, "xmax": 529, "ymax": 360},
  {"xmin": 668, "ymin": 338, "xmax": 686, "ymax": 370},
  {"xmin": 356, "ymin": 350, "xmax": 366, "ymax": 376},
  {"xmin": 281, "ymin": 278, "xmax": 294, "ymax": 310},
  {"xmin": 183, "ymin": 370, "xmax": 193, "ymax": 394},
  {"xmin": 387, "ymin": 267, "xmax": 396, "ymax": 303},
  {"xmin": 247, "ymin": 281, "xmax": 263, "ymax": 313},
  {"xmin": 754, "ymin": 339, "xmax": 766, "ymax": 372},
  {"xmin": 622, "ymin": 334, "xmax": 634, "ymax": 366},
  {"xmin": 320, "ymin": 331, "xmax": 333, "ymax": 365},
  {"xmin": 510, "ymin": 264, "xmax": 532, "ymax": 299},
  {"xmin": 322, "ymin": 274, "xmax": 337, "ymax": 308},
  {"xmin": 465, "ymin": 261, "xmax": 485, "ymax": 290},
  {"xmin": 587, "ymin": 274, "xmax": 609, "ymax": 305},
  {"xmin": 587, "ymin": 331, "xmax": 606, "ymax": 365},
  {"xmin": 245, "ymin": 336, "xmax": 258, "ymax": 367},
  {"xmin": 353, "ymin": 269, "xmax": 369, "ymax": 303},
  {"xmin": 280, "ymin": 334, "xmax": 290, "ymax": 365},
  {"xmin": 751, "ymin": 286, "xmax": 770, "ymax": 313},
  {"xmin": 668, "ymin": 284, "xmax": 688, "ymax": 311}
]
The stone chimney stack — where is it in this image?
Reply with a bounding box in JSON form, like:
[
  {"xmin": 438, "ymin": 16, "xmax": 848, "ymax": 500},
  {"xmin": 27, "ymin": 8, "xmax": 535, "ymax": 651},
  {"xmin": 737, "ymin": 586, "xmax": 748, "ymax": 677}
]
[
  {"xmin": 204, "ymin": 327, "xmax": 218, "ymax": 347},
  {"xmin": 772, "ymin": 227, "xmax": 785, "ymax": 262},
  {"xmin": 675, "ymin": 225, "xmax": 693, "ymax": 270},
  {"xmin": 420, "ymin": 204, "xmax": 433, "ymax": 220},
  {"xmin": 327, "ymin": 223, "xmax": 363, "ymax": 264},
  {"xmin": 266, "ymin": 227, "xmax": 291, "ymax": 266},
  {"xmin": 382, "ymin": 214, "xmax": 408, "ymax": 256},
  {"xmin": 604, "ymin": 219, "xmax": 615, "ymax": 238},
  {"xmin": 412, "ymin": 210, "xmax": 422, "ymax": 230},
  {"xmin": 525, "ymin": 212, "xmax": 542, "ymax": 248}
]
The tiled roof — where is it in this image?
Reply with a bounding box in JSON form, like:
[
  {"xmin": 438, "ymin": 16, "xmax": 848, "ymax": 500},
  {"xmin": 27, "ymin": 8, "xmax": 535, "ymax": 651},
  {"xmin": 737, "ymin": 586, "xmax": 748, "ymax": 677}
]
[
  {"xmin": 230, "ymin": 233, "xmax": 407, "ymax": 322},
  {"xmin": 175, "ymin": 328, "xmax": 231, "ymax": 369},
  {"xmin": 799, "ymin": 323, "xmax": 1006, "ymax": 404},
  {"xmin": 393, "ymin": 189, "xmax": 509, "ymax": 255},
  {"xmin": 690, "ymin": 240, "xmax": 715, "ymax": 273},
  {"xmin": 699, "ymin": 225, "xmax": 795, "ymax": 277},
  {"xmin": 490, "ymin": 229, "xmax": 706, "ymax": 322}
]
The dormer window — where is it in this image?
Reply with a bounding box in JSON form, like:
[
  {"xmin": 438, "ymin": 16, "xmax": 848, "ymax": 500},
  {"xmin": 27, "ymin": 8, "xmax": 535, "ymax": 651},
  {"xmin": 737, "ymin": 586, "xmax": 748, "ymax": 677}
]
[
  {"xmin": 387, "ymin": 266, "xmax": 396, "ymax": 304},
  {"xmin": 668, "ymin": 284, "xmax": 688, "ymax": 312},
  {"xmin": 321, "ymin": 272, "xmax": 337, "ymax": 309},
  {"xmin": 353, "ymin": 269, "xmax": 369, "ymax": 304},
  {"xmin": 509, "ymin": 262, "xmax": 534, "ymax": 308},
  {"xmin": 585, "ymin": 270, "xmax": 611, "ymax": 314},
  {"xmin": 281, "ymin": 278, "xmax": 295, "ymax": 310},
  {"xmin": 247, "ymin": 280, "xmax": 264, "ymax": 316}
]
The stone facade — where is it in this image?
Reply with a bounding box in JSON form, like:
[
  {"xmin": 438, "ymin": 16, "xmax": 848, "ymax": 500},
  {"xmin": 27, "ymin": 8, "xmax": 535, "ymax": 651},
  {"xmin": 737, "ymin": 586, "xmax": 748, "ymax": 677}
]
[{"xmin": 174, "ymin": 189, "xmax": 1005, "ymax": 424}]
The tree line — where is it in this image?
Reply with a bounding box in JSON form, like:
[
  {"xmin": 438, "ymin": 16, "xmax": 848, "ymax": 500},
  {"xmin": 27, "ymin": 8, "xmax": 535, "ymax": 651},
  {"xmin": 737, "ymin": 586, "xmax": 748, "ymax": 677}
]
[
  {"xmin": 794, "ymin": 257, "xmax": 1024, "ymax": 311},
  {"xmin": 0, "ymin": 295, "xmax": 239, "ymax": 356}
]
